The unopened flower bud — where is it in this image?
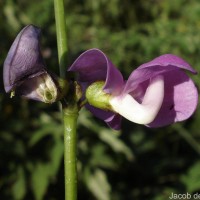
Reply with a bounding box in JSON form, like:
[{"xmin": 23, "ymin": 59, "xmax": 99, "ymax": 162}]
[{"xmin": 3, "ymin": 24, "xmax": 69, "ymax": 103}]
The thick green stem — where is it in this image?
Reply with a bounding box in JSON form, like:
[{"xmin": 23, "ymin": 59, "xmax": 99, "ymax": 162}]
[
  {"xmin": 63, "ymin": 104, "xmax": 78, "ymax": 200},
  {"xmin": 54, "ymin": 0, "xmax": 78, "ymax": 200}
]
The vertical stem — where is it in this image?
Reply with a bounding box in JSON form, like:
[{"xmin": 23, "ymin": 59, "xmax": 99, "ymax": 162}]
[
  {"xmin": 63, "ymin": 104, "xmax": 78, "ymax": 200},
  {"xmin": 54, "ymin": 0, "xmax": 78, "ymax": 200},
  {"xmin": 54, "ymin": 0, "xmax": 68, "ymax": 78}
]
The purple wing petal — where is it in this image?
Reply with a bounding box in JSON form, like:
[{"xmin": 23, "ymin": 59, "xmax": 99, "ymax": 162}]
[
  {"xmin": 148, "ymin": 70, "xmax": 198, "ymax": 127},
  {"xmin": 105, "ymin": 114, "xmax": 122, "ymax": 130},
  {"xmin": 123, "ymin": 54, "xmax": 197, "ymax": 94},
  {"xmin": 122, "ymin": 54, "xmax": 198, "ymax": 127},
  {"xmin": 69, "ymin": 48, "xmax": 124, "ymax": 95},
  {"xmin": 138, "ymin": 54, "xmax": 197, "ymax": 73},
  {"xmin": 3, "ymin": 25, "xmax": 46, "ymax": 92},
  {"xmin": 86, "ymin": 104, "xmax": 121, "ymax": 130}
]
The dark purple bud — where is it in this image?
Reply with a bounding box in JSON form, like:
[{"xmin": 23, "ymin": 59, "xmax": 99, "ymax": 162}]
[
  {"xmin": 3, "ymin": 25, "xmax": 46, "ymax": 92},
  {"xmin": 3, "ymin": 25, "xmax": 65, "ymax": 103}
]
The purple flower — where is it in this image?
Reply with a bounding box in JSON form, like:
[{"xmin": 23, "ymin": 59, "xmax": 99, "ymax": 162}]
[
  {"xmin": 3, "ymin": 25, "xmax": 61, "ymax": 103},
  {"xmin": 69, "ymin": 48, "xmax": 198, "ymax": 130}
]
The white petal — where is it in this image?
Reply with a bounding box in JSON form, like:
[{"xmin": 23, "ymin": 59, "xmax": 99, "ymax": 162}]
[{"xmin": 109, "ymin": 75, "xmax": 164, "ymax": 124}]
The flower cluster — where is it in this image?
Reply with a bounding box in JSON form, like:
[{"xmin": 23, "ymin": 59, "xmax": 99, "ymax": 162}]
[{"xmin": 3, "ymin": 25, "xmax": 198, "ymax": 130}]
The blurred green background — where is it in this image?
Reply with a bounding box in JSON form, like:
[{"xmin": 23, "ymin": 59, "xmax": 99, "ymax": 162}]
[{"xmin": 1, "ymin": 0, "xmax": 200, "ymax": 199}]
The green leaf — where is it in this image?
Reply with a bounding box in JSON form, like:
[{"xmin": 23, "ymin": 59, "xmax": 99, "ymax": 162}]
[
  {"xmin": 31, "ymin": 163, "xmax": 50, "ymax": 200},
  {"xmin": 29, "ymin": 122, "xmax": 62, "ymax": 147},
  {"xmin": 90, "ymin": 144, "xmax": 118, "ymax": 169},
  {"xmin": 11, "ymin": 167, "xmax": 26, "ymax": 200},
  {"xmin": 87, "ymin": 169, "xmax": 111, "ymax": 200},
  {"xmin": 99, "ymin": 130, "xmax": 134, "ymax": 161},
  {"xmin": 181, "ymin": 161, "xmax": 200, "ymax": 192},
  {"xmin": 49, "ymin": 137, "xmax": 64, "ymax": 176},
  {"xmin": 31, "ymin": 137, "xmax": 63, "ymax": 200}
]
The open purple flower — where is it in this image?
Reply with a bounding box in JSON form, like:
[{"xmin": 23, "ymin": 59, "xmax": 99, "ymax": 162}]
[
  {"xmin": 69, "ymin": 48, "xmax": 198, "ymax": 130},
  {"xmin": 3, "ymin": 25, "xmax": 61, "ymax": 103}
]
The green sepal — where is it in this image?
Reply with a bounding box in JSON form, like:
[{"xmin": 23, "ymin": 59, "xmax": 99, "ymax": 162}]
[{"xmin": 86, "ymin": 81, "xmax": 112, "ymax": 110}]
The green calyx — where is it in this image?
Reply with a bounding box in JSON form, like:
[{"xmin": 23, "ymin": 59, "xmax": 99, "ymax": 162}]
[{"xmin": 86, "ymin": 81, "xmax": 112, "ymax": 110}]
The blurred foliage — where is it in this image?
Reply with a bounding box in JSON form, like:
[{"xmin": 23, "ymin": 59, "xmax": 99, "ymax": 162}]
[{"xmin": 1, "ymin": 0, "xmax": 200, "ymax": 199}]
